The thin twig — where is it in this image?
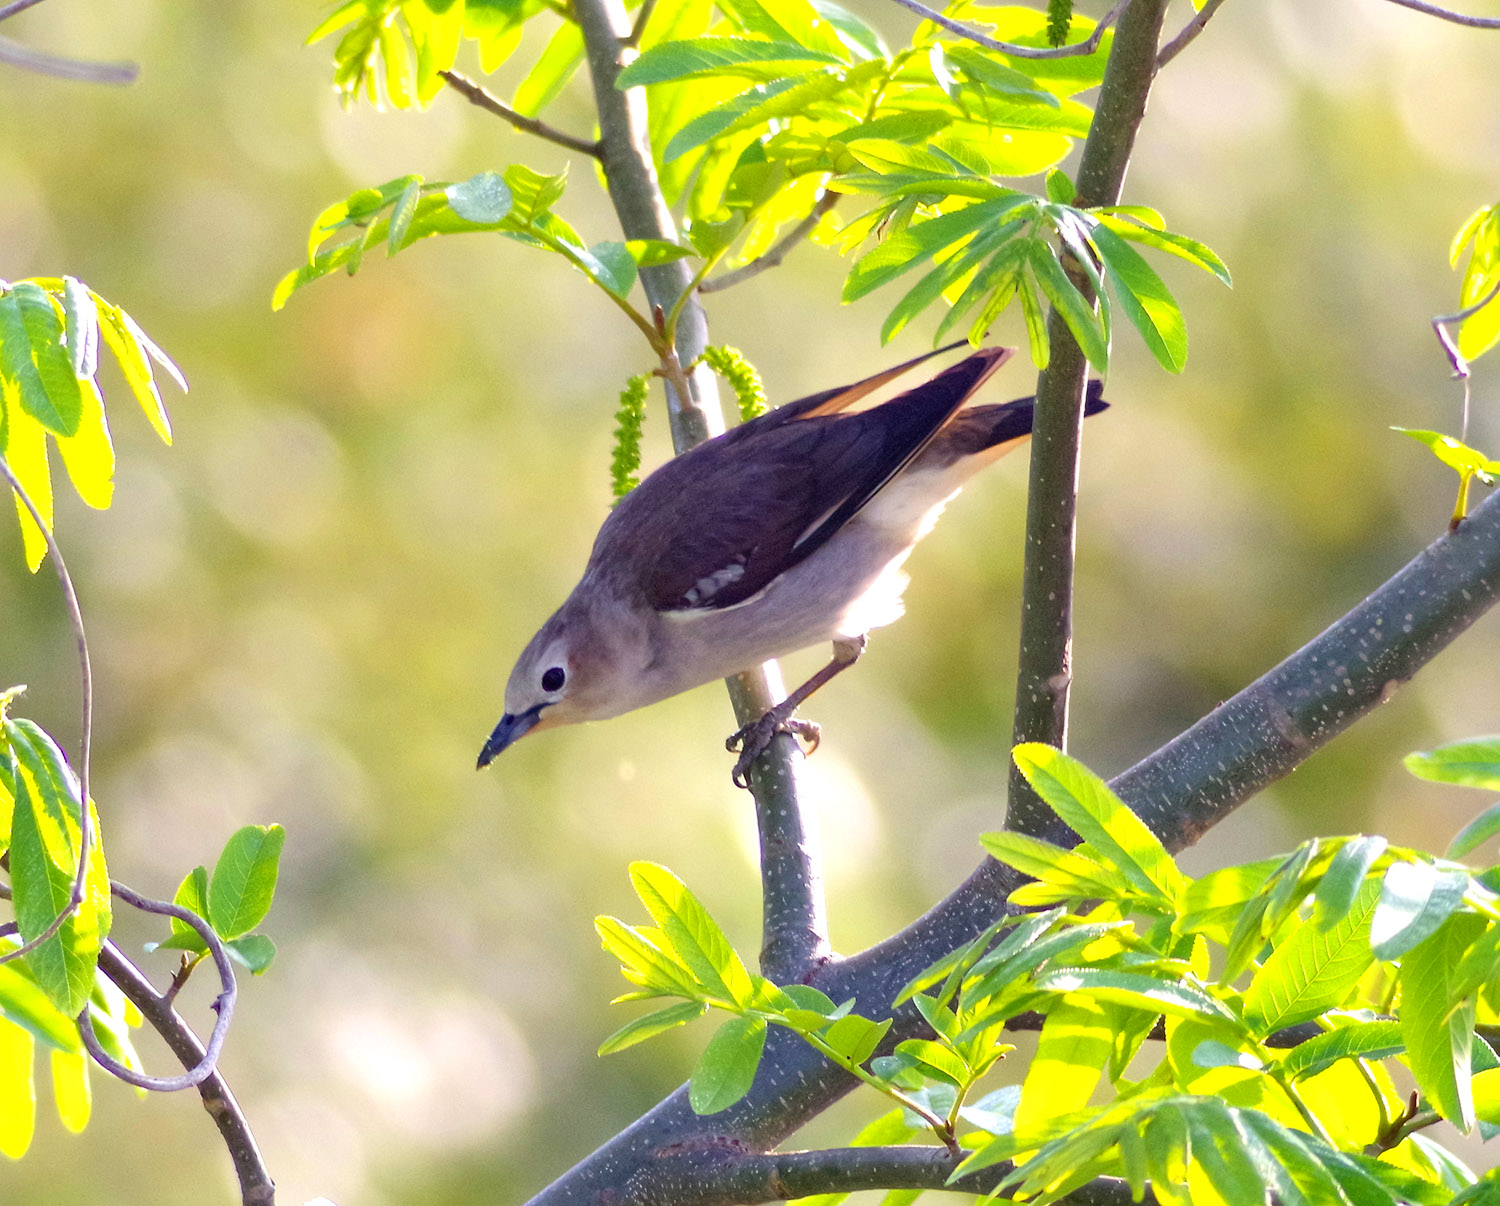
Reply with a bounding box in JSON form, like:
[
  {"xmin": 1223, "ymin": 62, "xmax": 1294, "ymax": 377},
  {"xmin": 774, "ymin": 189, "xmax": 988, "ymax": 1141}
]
[
  {"xmin": 1156, "ymin": 0, "xmax": 1227, "ymax": 67},
  {"xmin": 0, "ymin": 34, "xmax": 137, "ymax": 83},
  {"xmin": 699, "ymin": 192, "xmax": 840, "ymax": 294},
  {"xmin": 95, "ymin": 939, "xmax": 274, "ymax": 1205},
  {"xmin": 0, "ymin": 0, "xmax": 48, "ymax": 23},
  {"xmin": 0, "ymin": 455, "xmax": 94, "ymax": 968},
  {"xmin": 1378, "ymin": 0, "xmax": 1500, "ymax": 27},
  {"xmin": 882, "ymin": 0, "xmax": 1127, "ymax": 59},
  {"xmin": 77, "ymin": 882, "xmax": 237, "ymax": 1091},
  {"xmin": 1432, "ymin": 274, "xmax": 1500, "ymax": 380},
  {"xmin": 623, "ymin": 0, "xmax": 658, "ymax": 47},
  {"xmin": 439, "ymin": 69, "xmax": 603, "ymax": 159}
]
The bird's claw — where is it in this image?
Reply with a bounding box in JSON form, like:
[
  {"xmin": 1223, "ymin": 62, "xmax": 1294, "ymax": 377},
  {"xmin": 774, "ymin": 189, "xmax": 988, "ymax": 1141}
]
[{"xmin": 727, "ymin": 712, "xmax": 822, "ymax": 788}]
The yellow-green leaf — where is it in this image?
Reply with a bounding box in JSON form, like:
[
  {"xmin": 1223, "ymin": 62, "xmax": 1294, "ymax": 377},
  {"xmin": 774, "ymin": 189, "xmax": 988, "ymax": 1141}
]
[
  {"xmin": 0, "ymin": 1020, "xmax": 35, "ymax": 1159},
  {"xmin": 48, "ymin": 1047, "xmax": 89, "ymax": 1133}
]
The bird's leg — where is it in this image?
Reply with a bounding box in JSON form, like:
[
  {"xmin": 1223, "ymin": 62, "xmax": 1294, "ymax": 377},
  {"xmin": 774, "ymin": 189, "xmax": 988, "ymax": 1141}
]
[{"xmin": 727, "ymin": 635, "xmax": 868, "ymax": 787}]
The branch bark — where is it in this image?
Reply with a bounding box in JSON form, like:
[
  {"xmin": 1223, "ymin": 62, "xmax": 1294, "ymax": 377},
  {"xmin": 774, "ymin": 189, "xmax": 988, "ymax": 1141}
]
[
  {"xmin": 525, "ymin": 468, "xmax": 1500, "ymax": 1206},
  {"xmin": 573, "ymin": 0, "xmax": 829, "ymax": 981},
  {"xmin": 1005, "ymin": 0, "xmax": 1170, "ymax": 836}
]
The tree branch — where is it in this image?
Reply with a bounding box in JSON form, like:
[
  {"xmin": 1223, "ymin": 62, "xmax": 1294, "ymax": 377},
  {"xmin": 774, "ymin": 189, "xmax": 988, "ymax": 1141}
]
[
  {"xmin": 1156, "ymin": 0, "xmax": 1227, "ymax": 68},
  {"xmin": 699, "ymin": 192, "xmax": 839, "ymax": 295},
  {"xmin": 439, "ymin": 69, "xmax": 603, "ymax": 159},
  {"xmin": 1377, "ymin": 0, "xmax": 1500, "ymax": 27},
  {"xmin": 96, "ymin": 940, "xmax": 274, "ymax": 1206},
  {"xmin": 1005, "ymin": 0, "xmax": 1171, "ymax": 837},
  {"xmin": 615, "ymin": 1143, "xmax": 1149, "ymax": 1205},
  {"xmin": 524, "ymin": 455, "xmax": 1500, "ymax": 1206},
  {"xmin": 880, "ymin": 0, "xmax": 1128, "ymax": 59},
  {"xmin": 572, "ymin": 0, "xmax": 829, "ymax": 980},
  {"xmin": 0, "ymin": 33, "xmax": 137, "ymax": 83}
]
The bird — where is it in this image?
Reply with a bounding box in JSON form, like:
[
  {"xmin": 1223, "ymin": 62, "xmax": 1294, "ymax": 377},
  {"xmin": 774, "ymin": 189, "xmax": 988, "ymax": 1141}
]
[{"xmin": 477, "ymin": 344, "xmax": 1108, "ymax": 785}]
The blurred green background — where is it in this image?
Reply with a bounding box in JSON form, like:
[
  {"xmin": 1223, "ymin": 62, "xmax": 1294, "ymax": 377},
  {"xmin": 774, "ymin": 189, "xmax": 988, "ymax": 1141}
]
[{"xmin": 1, "ymin": 0, "xmax": 1498, "ymax": 1201}]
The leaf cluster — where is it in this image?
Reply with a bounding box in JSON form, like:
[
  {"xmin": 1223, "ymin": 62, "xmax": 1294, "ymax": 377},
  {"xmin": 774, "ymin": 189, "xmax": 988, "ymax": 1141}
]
[
  {"xmin": 596, "ymin": 741, "xmax": 1500, "ymax": 1202},
  {"xmin": 0, "ymin": 278, "xmax": 181, "ymax": 571},
  {"xmin": 300, "ymin": 0, "xmax": 1231, "ymax": 373}
]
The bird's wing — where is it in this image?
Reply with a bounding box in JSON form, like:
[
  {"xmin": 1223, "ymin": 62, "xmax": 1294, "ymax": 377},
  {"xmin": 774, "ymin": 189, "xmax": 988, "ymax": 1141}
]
[{"xmin": 611, "ymin": 348, "xmax": 1013, "ymax": 613}]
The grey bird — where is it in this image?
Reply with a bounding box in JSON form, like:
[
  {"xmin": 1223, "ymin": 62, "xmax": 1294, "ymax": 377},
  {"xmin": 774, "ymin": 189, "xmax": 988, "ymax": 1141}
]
[{"xmin": 478, "ymin": 344, "xmax": 1108, "ymax": 783}]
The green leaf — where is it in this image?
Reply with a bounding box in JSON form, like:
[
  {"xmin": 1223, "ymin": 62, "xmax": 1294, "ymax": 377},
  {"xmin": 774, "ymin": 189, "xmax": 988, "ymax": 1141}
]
[
  {"xmin": 624, "ymin": 238, "xmax": 695, "ymax": 267},
  {"xmin": 59, "ymin": 277, "xmax": 99, "ymax": 381},
  {"xmin": 629, "ymin": 862, "xmax": 755, "ymax": 1007},
  {"xmin": 511, "ymin": 19, "xmax": 584, "ymax": 117},
  {"xmin": 0, "ymin": 283, "xmax": 83, "ymax": 438},
  {"xmin": 616, "ymin": 37, "xmax": 841, "ymax": 87},
  {"xmin": 1393, "ymin": 428, "xmax": 1500, "ymax": 478},
  {"xmin": 388, "ymin": 177, "xmax": 423, "ymax": 254},
  {"xmin": 842, "ymin": 195, "xmax": 1031, "ymax": 302},
  {"xmin": 880, "ymin": 225, "xmax": 1011, "ymax": 345},
  {"xmin": 0, "ymin": 961, "xmax": 81, "ymax": 1053},
  {"xmin": 226, "ymin": 934, "xmax": 277, "ymax": 974},
  {"xmin": 445, "ymin": 171, "xmax": 515, "ymax": 224},
  {"xmin": 1448, "ymin": 800, "xmax": 1500, "ymax": 861},
  {"xmin": 94, "ymin": 299, "xmax": 177, "ymax": 442},
  {"xmin": 1400, "ymin": 912, "xmax": 1487, "ymax": 1128},
  {"xmin": 1016, "ymin": 995, "xmax": 1110, "ymax": 1129},
  {"xmin": 597, "ymin": 1000, "xmax": 707, "ymax": 1054},
  {"xmin": 1093, "ymin": 214, "xmax": 1232, "ymax": 285},
  {"xmin": 1405, "ymin": 737, "xmax": 1500, "ymax": 791},
  {"xmin": 1371, "ymin": 860, "xmax": 1470, "ymax": 959},
  {"xmin": 206, "ymin": 824, "xmax": 286, "ymax": 941},
  {"xmin": 1243, "ymin": 878, "xmax": 1380, "ymax": 1034},
  {"xmin": 580, "ymin": 242, "xmax": 639, "ymax": 297},
  {"xmin": 1026, "ymin": 240, "xmax": 1109, "ymax": 373},
  {"xmin": 49, "ymin": 1047, "xmax": 89, "ymax": 1133},
  {"xmin": 689, "ymin": 1014, "xmax": 766, "ymax": 1113},
  {"xmin": 1010, "ymin": 743, "xmax": 1184, "ymax": 903},
  {"xmin": 1030, "ymin": 968, "xmax": 1242, "ymax": 1031},
  {"xmin": 822, "ymin": 1014, "xmax": 891, "ymax": 1066},
  {"xmin": 4, "ymin": 719, "xmax": 110, "ymax": 1017},
  {"xmin": 980, "ymin": 830, "xmax": 1136, "ymax": 900},
  {"xmin": 0, "ymin": 1020, "xmax": 35, "ymax": 1159},
  {"xmin": 663, "ymin": 73, "xmax": 822, "ymax": 163},
  {"xmin": 1017, "ymin": 268, "xmax": 1049, "ymax": 368},
  {"xmin": 892, "ymin": 1036, "xmax": 967, "ymax": 1086},
  {"xmin": 1190, "ymin": 1040, "xmax": 1263, "ymax": 1071},
  {"xmin": 1312, "ymin": 835, "xmax": 1387, "ymax": 929},
  {"xmin": 1450, "ymin": 921, "xmax": 1500, "ymax": 1003},
  {"xmin": 1087, "ymin": 220, "xmax": 1187, "ymax": 373},
  {"xmin": 168, "ymin": 865, "xmax": 210, "ymax": 951},
  {"xmin": 595, "ymin": 916, "xmax": 702, "ymax": 998},
  {"xmin": 1280, "ymin": 1020, "xmax": 1405, "ymax": 1081}
]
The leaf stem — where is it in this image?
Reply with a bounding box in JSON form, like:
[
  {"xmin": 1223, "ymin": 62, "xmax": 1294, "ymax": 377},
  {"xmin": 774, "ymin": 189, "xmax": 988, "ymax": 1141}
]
[{"xmin": 0, "ymin": 454, "xmax": 94, "ymax": 969}]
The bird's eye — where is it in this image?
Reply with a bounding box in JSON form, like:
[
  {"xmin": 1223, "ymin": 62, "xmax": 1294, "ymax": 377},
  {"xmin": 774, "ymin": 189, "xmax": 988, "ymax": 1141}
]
[{"xmin": 541, "ymin": 667, "xmax": 566, "ymax": 692}]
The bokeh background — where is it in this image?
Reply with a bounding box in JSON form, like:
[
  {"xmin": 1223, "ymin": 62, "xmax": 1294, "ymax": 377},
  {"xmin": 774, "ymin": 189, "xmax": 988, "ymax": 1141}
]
[{"xmin": 1, "ymin": 0, "xmax": 1498, "ymax": 1201}]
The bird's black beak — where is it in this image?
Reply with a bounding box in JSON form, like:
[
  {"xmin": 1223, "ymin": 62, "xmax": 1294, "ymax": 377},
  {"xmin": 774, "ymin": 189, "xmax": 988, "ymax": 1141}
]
[{"xmin": 477, "ymin": 704, "xmax": 546, "ymax": 769}]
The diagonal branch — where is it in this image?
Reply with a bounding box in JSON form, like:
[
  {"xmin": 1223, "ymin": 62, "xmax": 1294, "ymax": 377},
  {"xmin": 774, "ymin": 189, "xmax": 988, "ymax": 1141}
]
[
  {"xmin": 1156, "ymin": 0, "xmax": 1227, "ymax": 68},
  {"xmin": 881, "ymin": 0, "xmax": 1128, "ymax": 58},
  {"xmin": 699, "ymin": 192, "xmax": 839, "ymax": 295},
  {"xmin": 1377, "ymin": 0, "xmax": 1500, "ymax": 27},
  {"xmin": 573, "ymin": 0, "xmax": 829, "ymax": 982},
  {"xmin": 439, "ymin": 69, "xmax": 603, "ymax": 159},
  {"xmin": 0, "ymin": 33, "xmax": 137, "ymax": 83},
  {"xmin": 624, "ymin": 1143, "xmax": 1148, "ymax": 1205},
  {"xmin": 524, "ymin": 463, "xmax": 1500, "ymax": 1206}
]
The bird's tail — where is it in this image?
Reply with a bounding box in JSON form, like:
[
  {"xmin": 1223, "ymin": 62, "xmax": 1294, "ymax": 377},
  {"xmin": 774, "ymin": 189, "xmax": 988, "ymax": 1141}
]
[{"xmin": 919, "ymin": 379, "xmax": 1109, "ymax": 471}]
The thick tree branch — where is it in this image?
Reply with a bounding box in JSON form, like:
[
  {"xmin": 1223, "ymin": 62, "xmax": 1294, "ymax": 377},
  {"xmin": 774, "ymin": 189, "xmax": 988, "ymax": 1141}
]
[
  {"xmin": 439, "ymin": 69, "xmax": 603, "ymax": 159},
  {"xmin": 525, "ymin": 477, "xmax": 1500, "ymax": 1206},
  {"xmin": 1378, "ymin": 0, "xmax": 1500, "ymax": 27},
  {"xmin": 1006, "ymin": 0, "xmax": 1171, "ymax": 836},
  {"xmin": 615, "ymin": 1143, "xmax": 1148, "ymax": 1205},
  {"xmin": 573, "ymin": 0, "xmax": 829, "ymax": 981}
]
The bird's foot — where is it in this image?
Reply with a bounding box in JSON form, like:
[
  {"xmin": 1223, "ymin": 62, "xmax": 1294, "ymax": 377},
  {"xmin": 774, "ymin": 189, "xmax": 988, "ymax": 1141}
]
[{"xmin": 727, "ymin": 710, "xmax": 822, "ymax": 788}]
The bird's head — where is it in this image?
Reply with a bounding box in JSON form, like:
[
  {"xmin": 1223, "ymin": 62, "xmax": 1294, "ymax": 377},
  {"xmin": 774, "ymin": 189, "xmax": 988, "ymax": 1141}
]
[{"xmin": 476, "ymin": 599, "xmax": 652, "ymax": 768}]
